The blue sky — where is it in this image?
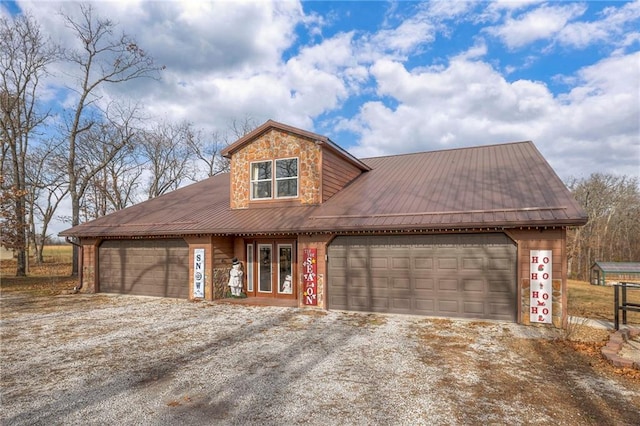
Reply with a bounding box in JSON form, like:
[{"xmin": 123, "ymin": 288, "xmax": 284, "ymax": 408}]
[{"xmin": 3, "ymin": 0, "xmax": 639, "ymax": 183}]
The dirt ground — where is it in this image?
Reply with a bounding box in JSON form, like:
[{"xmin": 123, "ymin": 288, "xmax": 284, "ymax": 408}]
[{"xmin": 1, "ymin": 291, "xmax": 639, "ymax": 425}]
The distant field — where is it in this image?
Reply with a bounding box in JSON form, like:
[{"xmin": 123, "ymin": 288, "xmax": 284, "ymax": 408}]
[
  {"xmin": 40, "ymin": 245, "xmax": 73, "ymax": 263},
  {"xmin": 1, "ymin": 245, "xmax": 74, "ymax": 296}
]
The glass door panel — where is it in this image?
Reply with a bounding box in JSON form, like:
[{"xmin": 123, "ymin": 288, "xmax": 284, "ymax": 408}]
[
  {"xmin": 246, "ymin": 244, "xmax": 254, "ymax": 292},
  {"xmin": 278, "ymin": 244, "xmax": 293, "ymax": 294},
  {"xmin": 258, "ymin": 244, "xmax": 272, "ymax": 293}
]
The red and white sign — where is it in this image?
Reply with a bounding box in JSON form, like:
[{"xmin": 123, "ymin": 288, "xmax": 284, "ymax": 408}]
[
  {"xmin": 530, "ymin": 250, "xmax": 552, "ymax": 324},
  {"xmin": 302, "ymin": 248, "xmax": 317, "ymax": 306}
]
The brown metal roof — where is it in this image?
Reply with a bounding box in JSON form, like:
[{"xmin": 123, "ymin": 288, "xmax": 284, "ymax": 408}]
[
  {"xmin": 592, "ymin": 262, "xmax": 640, "ymax": 274},
  {"xmin": 60, "ymin": 140, "xmax": 587, "ymax": 238}
]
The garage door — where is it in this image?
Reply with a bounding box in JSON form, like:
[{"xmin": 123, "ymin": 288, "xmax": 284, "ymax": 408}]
[
  {"xmin": 327, "ymin": 234, "xmax": 517, "ymax": 321},
  {"xmin": 99, "ymin": 239, "xmax": 189, "ymax": 298}
]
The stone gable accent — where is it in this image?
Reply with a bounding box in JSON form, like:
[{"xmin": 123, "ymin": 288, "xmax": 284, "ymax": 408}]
[{"xmin": 230, "ymin": 128, "xmax": 322, "ymax": 209}]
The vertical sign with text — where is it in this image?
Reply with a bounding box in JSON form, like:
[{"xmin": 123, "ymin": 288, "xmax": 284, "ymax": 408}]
[
  {"xmin": 193, "ymin": 248, "xmax": 205, "ymax": 298},
  {"xmin": 302, "ymin": 248, "xmax": 317, "ymax": 306},
  {"xmin": 530, "ymin": 250, "xmax": 552, "ymax": 324}
]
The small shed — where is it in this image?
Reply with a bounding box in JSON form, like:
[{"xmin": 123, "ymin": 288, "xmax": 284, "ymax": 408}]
[{"xmin": 590, "ymin": 262, "xmax": 640, "ymax": 285}]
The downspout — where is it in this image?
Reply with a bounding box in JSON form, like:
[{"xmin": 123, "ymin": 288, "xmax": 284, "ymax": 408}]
[{"xmin": 65, "ymin": 237, "xmax": 83, "ymax": 293}]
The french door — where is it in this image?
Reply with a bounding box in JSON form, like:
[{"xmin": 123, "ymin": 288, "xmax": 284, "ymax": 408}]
[{"xmin": 248, "ymin": 240, "xmax": 296, "ymax": 299}]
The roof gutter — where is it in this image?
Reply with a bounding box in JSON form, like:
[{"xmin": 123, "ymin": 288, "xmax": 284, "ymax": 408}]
[{"xmin": 65, "ymin": 236, "xmax": 83, "ymax": 293}]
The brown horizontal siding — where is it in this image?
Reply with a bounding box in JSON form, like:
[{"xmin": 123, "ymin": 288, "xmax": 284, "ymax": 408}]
[
  {"xmin": 213, "ymin": 236, "xmax": 234, "ymax": 268},
  {"xmin": 322, "ymin": 148, "xmax": 363, "ymax": 202}
]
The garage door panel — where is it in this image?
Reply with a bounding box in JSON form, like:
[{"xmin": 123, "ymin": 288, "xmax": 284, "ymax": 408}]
[
  {"xmin": 371, "ymin": 297, "xmax": 389, "ymax": 310},
  {"xmin": 437, "ymin": 258, "xmax": 458, "ymax": 269},
  {"xmin": 489, "ymin": 304, "xmax": 513, "ymax": 320},
  {"xmin": 464, "ymin": 301, "xmax": 485, "ymax": 315},
  {"xmin": 415, "ymin": 278, "xmax": 435, "ymax": 290},
  {"xmin": 350, "ymin": 257, "xmax": 367, "ymax": 269},
  {"xmin": 463, "ymin": 279, "xmax": 484, "ymax": 292},
  {"xmin": 328, "ymin": 233, "xmax": 516, "ymax": 321},
  {"xmin": 392, "ymin": 277, "xmax": 410, "ymax": 290},
  {"xmin": 350, "ymin": 277, "xmax": 368, "ymax": 287},
  {"xmin": 438, "ymin": 300, "xmax": 460, "ymax": 314},
  {"xmin": 99, "ymin": 239, "xmax": 188, "ymax": 298},
  {"xmin": 462, "ymin": 257, "xmax": 484, "ymax": 271},
  {"xmin": 415, "ymin": 298, "xmax": 435, "ymax": 312},
  {"xmin": 350, "ymin": 296, "xmax": 370, "ymax": 309},
  {"xmin": 391, "ymin": 256, "xmax": 410, "ymax": 269},
  {"xmin": 488, "ymin": 257, "xmax": 512, "ymax": 270},
  {"xmin": 392, "ymin": 298, "xmax": 411, "ymax": 311},
  {"xmin": 330, "ymin": 294, "xmax": 348, "ymax": 307},
  {"xmin": 372, "ymin": 277, "xmax": 388, "ymax": 288},
  {"xmin": 414, "ymin": 257, "xmax": 433, "ymax": 269},
  {"xmin": 488, "ymin": 280, "xmax": 513, "ymax": 295},
  {"xmin": 371, "ymin": 256, "xmax": 388, "ymax": 269},
  {"xmin": 438, "ymin": 278, "xmax": 458, "ymax": 291}
]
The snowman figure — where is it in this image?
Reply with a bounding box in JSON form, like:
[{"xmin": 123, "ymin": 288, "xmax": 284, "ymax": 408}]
[
  {"xmin": 228, "ymin": 258, "xmax": 244, "ymax": 296},
  {"xmin": 281, "ymin": 274, "xmax": 292, "ymax": 293}
]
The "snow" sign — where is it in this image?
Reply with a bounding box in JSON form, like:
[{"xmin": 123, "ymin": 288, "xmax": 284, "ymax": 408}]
[{"xmin": 193, "ymin": 248, "xmax": 205, "ymax": 298}]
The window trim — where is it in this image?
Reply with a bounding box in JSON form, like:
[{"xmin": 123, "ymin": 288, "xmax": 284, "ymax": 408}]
[
  {"xmin": 249, "ymin": 157, "xmax": 299, "ymax": 200},
  {"xmin": 250, "ymin": 160, "xmax": 273, "ymax": 200},
  {"xmin": 275, "ymin": 157, "xmax": 299, "ymax": 199},
  {"xmin": 277, "ymin": 243, "xmax": 293, "ymax": 295}
]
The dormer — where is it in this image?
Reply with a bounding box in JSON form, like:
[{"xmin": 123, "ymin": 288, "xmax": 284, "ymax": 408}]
[{"xmin": 221, "ymin": 120, "xmax": 370, "ymax": 209}]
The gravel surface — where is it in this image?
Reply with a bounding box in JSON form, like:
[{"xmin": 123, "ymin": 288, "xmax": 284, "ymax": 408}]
[{"xmin": 1, "ymin": 293, "xmax": 639, "ymax": 425}]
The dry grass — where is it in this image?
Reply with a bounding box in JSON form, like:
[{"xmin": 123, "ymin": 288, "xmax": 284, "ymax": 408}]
[
  {"xmin": 0, "ymin": 245, "xmax": 75, "ymax": 297},
  {"xmin": 568, "ymin": 279, "xmax": 640, "ymax": 324}
]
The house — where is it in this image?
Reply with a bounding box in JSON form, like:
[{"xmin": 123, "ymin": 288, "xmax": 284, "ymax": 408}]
[{"xmin": 60, "ymin": 120, "xmax": 588, "ymax": 327}]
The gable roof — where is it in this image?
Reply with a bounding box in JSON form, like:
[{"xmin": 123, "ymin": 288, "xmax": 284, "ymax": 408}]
[
  {"xmin": 221, "ymin": 119, "xmax": 370, "ymax": 171},
  {"xmin": 591, "ymin": 262, "xmax": 640, "ymax": 274},
  {"xmin": 60, "ymin": 140, "xmax": 587, "ymax": 238}
]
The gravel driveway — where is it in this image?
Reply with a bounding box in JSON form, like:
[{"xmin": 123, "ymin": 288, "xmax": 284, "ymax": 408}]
[{"xmin": 1, "ymin": 293, "xmax": 639, "ymax": 425}]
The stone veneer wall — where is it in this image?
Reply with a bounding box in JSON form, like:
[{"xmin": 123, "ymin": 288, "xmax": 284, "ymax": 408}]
[
  {"xmin": 229, "ymin": 129, "xmax": 322, "ymax": 209},
  {"xmin": 79, "ymin": 238, "xmax": 100, "ymax": 293}
]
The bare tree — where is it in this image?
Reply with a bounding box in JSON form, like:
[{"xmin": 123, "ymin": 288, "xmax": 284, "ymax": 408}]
[
  {"xmin": 60, "ymin": 3, "xmax": 161, "ymax": 273},
  {"xmin": 567, "ymin": 173, "xmax": 640, "ymax": 280},
  {"xmin": 84, "ymin": 141, "xmax": 142, "ymax": 218},
  {"xmin": 188, "ymin": 116, "xmax": 258, "ymax": 178},
  {"xmin": 188, "ymin": 128, "xmax": 230, "ymax": 178},
  {"xmin": 58, "ymin": 102, "xmax": 140, "ymax": 223},
  {"xmin": 140, "ymin": 120, "xmax": 196, "ymax": 199},
  {"xmin": 26, "ymin": 140, "xmax": 69, "ymax": 263},
  {"xmin": 0, "ymin": 14, "xmax": 59, "ymax": 275}
]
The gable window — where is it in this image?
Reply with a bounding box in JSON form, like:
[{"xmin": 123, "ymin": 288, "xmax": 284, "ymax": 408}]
[
  {"xmin": 250, "ymin": 158, "xmax": 298, "ymax": 200},
  {"xmin": 251, "ymin": 161, "xmax": 272, "ymax": 199},
  {"xmin": 276, "ymin": 158, "xmax": 298, "ymax": 198}
]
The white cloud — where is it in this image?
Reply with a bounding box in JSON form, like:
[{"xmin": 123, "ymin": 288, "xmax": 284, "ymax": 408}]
[
  {"xmin": 5, "ymin": 0, "xmax": 638, "ymax": 186},
  {"xmin": 487, "ymin": 3, "xmax": 587, "ymax": 49},
  {"xmin": 372, "ymin": 13, "xmax": 436, "ymax": 56},
  {"xmin": 557, "ymin": 0, "xmax": 640, "ymax": 49},
  {"xmin": 345, "ymin": 50, "xmax": 639, "ymax": 180}
]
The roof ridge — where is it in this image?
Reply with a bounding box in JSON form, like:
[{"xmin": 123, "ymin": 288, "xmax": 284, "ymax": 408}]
[{"xmin": 360, "ymin": 140, "xmax": 533, "ymax": 161}]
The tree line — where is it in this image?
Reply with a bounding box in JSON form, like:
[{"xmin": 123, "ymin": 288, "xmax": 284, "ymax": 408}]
[
  {"xmin": 1, "ymin": 5, "xmax": 254, "ymax": 275},
  {"xmin": 566, "ymin": 173, "xmax": 640, "ymax": 281}
]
